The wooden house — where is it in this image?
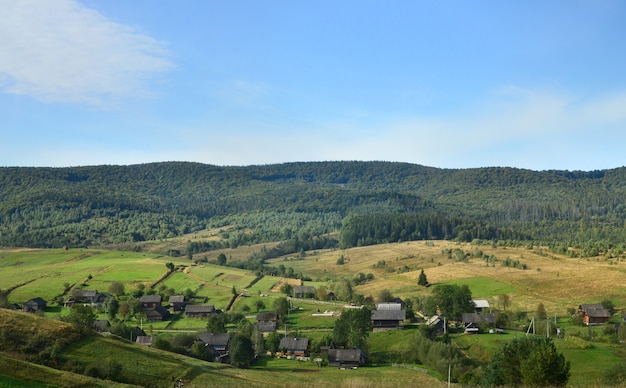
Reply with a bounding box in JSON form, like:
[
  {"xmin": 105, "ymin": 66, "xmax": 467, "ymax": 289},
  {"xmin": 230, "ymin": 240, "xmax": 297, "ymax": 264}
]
[
  {"xmin": 185, "ymin": 304, "xmax": 216, "ymax": 318},
  {"xmin": 139, "ymin": 295, "xmax": 162, "ymax": 311},
  {"xmin": 168, "ymin": 295, "xmax": 185, "ymax": 312},
  {"xmin": 371, "ymin": 309, "xmax": 405, "ymax": 331},
  {"xmin": 461, "ymin": 313, "xmax": 496, "ymax": 333},
  {"xmin": 472, "ymin": 299, "xmax": 491, "ymax": 313},
  {"xmin": 197, "ymin": 332, "xmax": 231, "ymax": 362},
  {"xmin": 578, "ymin": 304, "xmax": 611, "ymax": 326},
  {"xmin": 256, "ymin": 311, "xmax": 278, "ymax": 333},
  {"xmin": 146, "ymin": 305, "xmax": 170, "ymax": 322},
  {"xmin": 328, "ymin": 348, "xmax": 367, "ymax": 369},
  {"xmin": 426, "ymin": 315, "xmax": 446, "ymax": 335},
  {"xmin": 23, "ymin": 297, "xmax": 47, "ymax": 313},
  {"xmin": 94, "ymin": 320, "xmax": 111, "ymax": 333},
  {"xmin": 294, "ymin": 286, "xmax": 316, "ymax": 298},
  {"xmin": 278, "ymin": 336, "xmax": 309, "ymax": 357},
  {"xmin": 136, "ymin": 335, "xmax": 155, "ymax": 346}
]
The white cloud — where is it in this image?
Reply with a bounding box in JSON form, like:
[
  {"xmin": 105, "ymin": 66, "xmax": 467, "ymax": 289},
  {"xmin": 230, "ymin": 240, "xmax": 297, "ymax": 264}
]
[{"xmin": 0, "ymin": 0, "xmax": 173, "ymax": 106}]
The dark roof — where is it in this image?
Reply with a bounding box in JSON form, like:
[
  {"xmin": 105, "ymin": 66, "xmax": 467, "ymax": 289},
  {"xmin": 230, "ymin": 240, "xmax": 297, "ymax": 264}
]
[
  {"xmin": 279, "ymin": 337, "xmax": 309, "ymax": 351},
  {"xmin": 77, "ymin": 289, "xmax": 98, "ymax": 298},
  {"xmin": 26, "ymin": 297, "xmax": 47, "ymax": 305},
  {"xmin": 169, "ymin": 295, "xmax": 185, "ymax": 303},
  {"xmin": 371, "ymin": 309, "xmax": 406, "ymax": 321},
  {"xmin": 147, "ymin": 305, "xmax": 170, "ymax": 317},
  {"xmin": 257, "ymin": 321, "xmax": 277, "ymax": 332},
  {"xmin": 140, "ymin": 295, "xmax": 162, "ymax": 303},
  {"xmin": 198, "ymin": 332, "xmax": 230, "ymax": 346},
  {"xmin": 579, "ymin": 304, "xmax": 611, "ymax": 318},
  {"xmin": 257, "ymin": 312, "xmax": 278, "ymax": 321},
  {"xmin": 186, "ymin": 305, "xmax": 215, "ymax": 313},
  {"xmin": 294, "ymin": 286, "xmax": 316, "ymax": 294},
  {"xmin": 461, "ymin": 313, "xmax": 496, "ymax": 324},
  {"xmin": 94, "ymin": 320, "xmax": 111, "ymax": 331},
  {"xmin": 328, "ymin": 348, "xmax": 364, "ymax": 363}
]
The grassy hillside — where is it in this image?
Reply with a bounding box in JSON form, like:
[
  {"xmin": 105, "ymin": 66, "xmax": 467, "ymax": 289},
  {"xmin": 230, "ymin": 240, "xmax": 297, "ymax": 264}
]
[{"xmin": 2, "ymin": 240, "xmax": 626, "ymax": 386}]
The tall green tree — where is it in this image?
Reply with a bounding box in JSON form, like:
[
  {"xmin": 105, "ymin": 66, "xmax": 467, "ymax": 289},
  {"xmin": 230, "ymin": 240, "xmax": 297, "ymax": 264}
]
[
  {"xmin": 483, "ymin": 336, "xmax": 570, "ymax": 387},
  {"xmin": 272, "ymin": 297, "xmax": 290, "ymax": 316},
  {"xmin": 67, "ymin": 304, "xmax": 96, "ymax": 334},
  {"xmin": 333, "ymin": 307, "xmax": 373, "ymax": 350},
  {"xmin": 229, "ymin": 334, "xmax": 255, "ymax": 368},
  {"xmin": 206, "ymin": 314, "xmax": 226, "ymax": 333},
  {"xmin": 418, "ymin": 269, "xmax": 428, "ymax": 286},
  {"xmin": 425, "ymin": 284, "xmax": 473, "ymax": 320}
]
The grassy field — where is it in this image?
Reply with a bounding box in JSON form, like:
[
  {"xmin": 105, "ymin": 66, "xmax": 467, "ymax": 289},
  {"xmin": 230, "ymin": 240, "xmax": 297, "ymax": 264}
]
[{"xmin": 3, "ymin": 239, "xmax": 626, "ymax": 386}]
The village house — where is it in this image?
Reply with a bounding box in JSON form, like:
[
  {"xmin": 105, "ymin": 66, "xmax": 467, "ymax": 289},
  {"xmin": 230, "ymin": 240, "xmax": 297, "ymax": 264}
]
[
  {"xmin": 256, "ymin": 311, "xmax": 279, "ymax": 333},
  {"xmin": 64, "ymin": 289, "xmax": 112, "ymax": 308},
  {"xmin": 578, "ymin": 304, "xmax": 611, "ymax": 325},
  {"xmin": 426, "ymin": 315, "xmax": 447, "ymax": 335},
  {"xmin": 327, "ymin": 348, "xmax": 367, "ymax": 369},
  {"xmin": 461, "ymin": 312, "xmax": 497, "ymax": 334},
  {"xmin": 278, "ymin": 336, "xmax": 309, "ymax": 357},
  {"xmin": 472, "ymin": 299, "xmax": 491, "ymax": 313},
  {"xmin": 293, "ymin": 286, "xmax": 316, "ymax": 298},
  {"xmin": 185, "ymin": 304, "xmax": 216, "ymax": 318},
  {"xmin": 168, "ymin": 295, "xmax": 185, "ymax": 312},
  {"xmin": 93, "ymin": 319, "xmax": 111, "ymax": 333},
  {"xmin": 23, "ymin": 297, "xmax": 47, "ymax": 313},
  {"xmin": 139, "ymin": 295, "xmax": 162, "ymax": 311},
  {"xmin": 197, "ymin": 332, "xmax": 230, "ymax": 362},
  {"xmin": 135, "ymin": 335, "xmax": 155, "ymax": 346},
  {"xmin": 371, "ymin": 303, "xmax": 406, "ymax": 331},
  {"xmin": 146, "ymin": 305, "xmax": 170, "ymax": 322}
]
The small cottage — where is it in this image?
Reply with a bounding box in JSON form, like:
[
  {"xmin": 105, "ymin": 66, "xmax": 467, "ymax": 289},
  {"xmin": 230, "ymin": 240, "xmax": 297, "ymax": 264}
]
[
  {"xmin": 328, "ymin": 348, "xmax": 367, "ymax": 369},
  {"xmin": 578, "ymin": 304, "xmax": 611, "ymax": 326},
  {"xmin": 185, "ymin": 304, "xmax": 216, "ymax": 318},
  {"xmin": 139, "ymin": 295, "xmax": 162, "ymax": 311},
  {"xmin": 136, "ymin": 335, "xmax": 155, "ymax": 346},
  {"xmin": 146, "ymin": 305, "xmax": 170, "ymax": 322},
  {"xmin": 169, "ymin": 295, "xmax": 186, "ymax": 312},
  {"xmin": 278, "ymin": 336, "xmax": 309, "ymax": 357},
  {"xmin": 23, "ymin": 297, "xmax": 47, "ymax": 313},
  {"xmin": 197, "ymin": 332, "xmax": 231, "ymax": 362},
  {"xmin": 461, "ymin": 313, "xmax": 496, "ymax": 333},
  {"xmin": 256, "ymin": 312, "xmax": 279, "ymax": 333},
  {"xmin": 371, "ymin": 309, "xmax": 406, "ymax": 331},
  {"xmin": 294, "ymin": 286, "xmax": 316, "ymax": 298}
]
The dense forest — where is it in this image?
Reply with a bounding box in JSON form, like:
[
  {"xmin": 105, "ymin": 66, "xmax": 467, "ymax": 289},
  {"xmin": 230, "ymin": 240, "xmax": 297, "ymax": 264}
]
[{"xmin": 1, "ymin": 161, "xmax": 625, "ymax": 251}]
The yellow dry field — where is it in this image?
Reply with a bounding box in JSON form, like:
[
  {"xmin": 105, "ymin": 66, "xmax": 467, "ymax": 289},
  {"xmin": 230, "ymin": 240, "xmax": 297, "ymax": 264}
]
[{"xmin": 269, "ymin": 241, "xmax": 626, "ymax": 315}]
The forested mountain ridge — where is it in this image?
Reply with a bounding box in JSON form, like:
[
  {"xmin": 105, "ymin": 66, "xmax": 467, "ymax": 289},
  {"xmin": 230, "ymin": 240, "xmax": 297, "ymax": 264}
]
[{"xmin": 1, "ymin": 161, "xmax": 625, "ymax": 248}]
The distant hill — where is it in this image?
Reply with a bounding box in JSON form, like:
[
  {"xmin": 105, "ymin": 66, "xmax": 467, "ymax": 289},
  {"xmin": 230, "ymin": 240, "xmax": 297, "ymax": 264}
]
[{"xmin": 1, "ymin": 161, "xmax": 625, "ymax": 248}]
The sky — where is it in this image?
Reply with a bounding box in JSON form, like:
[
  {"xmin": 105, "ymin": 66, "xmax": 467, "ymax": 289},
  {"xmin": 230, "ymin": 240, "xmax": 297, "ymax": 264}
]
[{"xmin": 1, "ymin": 0, "xmax": 626, "ymax": 171}]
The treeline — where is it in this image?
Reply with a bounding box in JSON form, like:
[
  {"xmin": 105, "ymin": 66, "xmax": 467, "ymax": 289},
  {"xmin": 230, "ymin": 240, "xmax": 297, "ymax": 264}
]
[
  {"xmin": 3, "ymin": 161, "xmax": 626, "ymax": 248},
  {"xmin": 339, "ymin": 213, "xmax": 528, "ymax": 248}
]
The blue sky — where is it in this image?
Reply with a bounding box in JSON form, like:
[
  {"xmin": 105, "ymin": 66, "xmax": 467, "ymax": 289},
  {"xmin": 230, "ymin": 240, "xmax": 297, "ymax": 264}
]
[{"xmin": 1, "ymin": 0, "xmax": 626, "ymax": 170}]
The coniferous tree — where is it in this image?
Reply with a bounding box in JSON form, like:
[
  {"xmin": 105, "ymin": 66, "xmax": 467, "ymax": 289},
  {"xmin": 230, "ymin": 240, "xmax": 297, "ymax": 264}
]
[{"xmin": 418, "ymin": 269, "xmax": 429, "ymax": 286}]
